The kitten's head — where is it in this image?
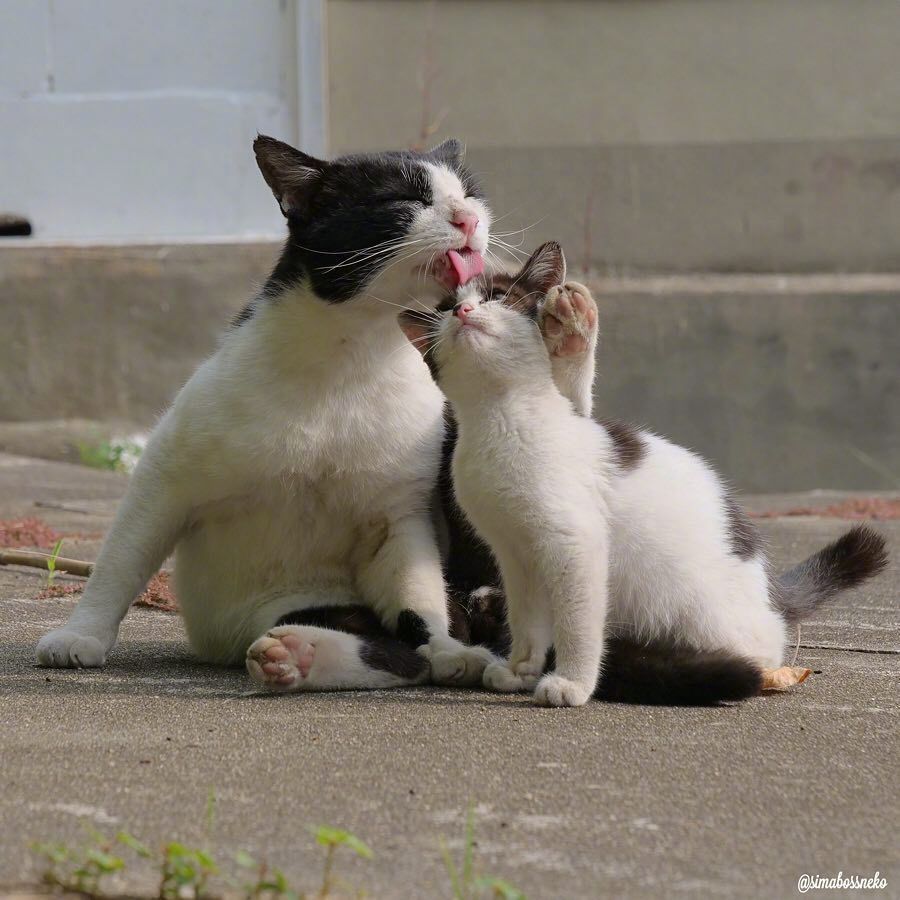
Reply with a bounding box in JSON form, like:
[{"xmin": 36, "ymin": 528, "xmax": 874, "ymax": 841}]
[
  {"xmin": 401, "ymin": 241, "xmax": 567, "ymax": 393},
  {"xmin": 254, "ymin": 135, "xmax": 490, "ymax": 309}
]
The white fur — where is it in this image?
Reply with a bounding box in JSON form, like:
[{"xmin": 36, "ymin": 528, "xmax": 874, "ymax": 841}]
[
  {"xmin": 437, "ymin": 288, "xmax": 787, "ymax": 706},
  {"xmin": 35, "ymin": 163, "xmax": 497, "ymax": 687}
]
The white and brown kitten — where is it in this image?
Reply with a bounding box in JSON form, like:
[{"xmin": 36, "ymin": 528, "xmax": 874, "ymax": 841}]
[{"xmin": 416, "ymin": 242, "xmax": 887, "ymax": 706}]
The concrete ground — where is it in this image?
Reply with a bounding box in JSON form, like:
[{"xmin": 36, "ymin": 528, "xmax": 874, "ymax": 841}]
[{"xmin": 1, "ymin": 453, "xmax": 898, "ymax": 899}]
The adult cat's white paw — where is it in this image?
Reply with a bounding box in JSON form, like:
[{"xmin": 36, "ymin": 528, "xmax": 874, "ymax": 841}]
[
  {"xmin": 246, "ymin": 626, "xmax": 317, "ymax": 692},
  {"xmin": 483, "ymin": 662, "xmax": 526, "ymax": 693},
  {"xmin": 539, "ymin": 281, "xmax": 597, "ymax": 357},
  {"xmin": 429, "ymin": 638, "xmax": 497, "ymax": 687},
  {"xmin": 534, "ymin": 673, "xmax": 593, "ymax": 708},
  {"xmin": 36, "ymin": 628, "xmax": 112, "ymax": 668},
  {"xmin": 512, "ymin": 658, "xmax": 543, "ymax": 689}
]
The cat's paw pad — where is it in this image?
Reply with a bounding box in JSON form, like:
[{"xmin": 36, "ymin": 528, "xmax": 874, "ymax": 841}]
[
  {"xmin": 533, "ymin": 673, "xmax": 592, "ymax": 707},
  {"xmin": 246, "ymin": 627, "xmax": 316, "ymax": 692},
  {"xmin": 36, "ymin": 628, "xmax": 110, "ymax": 668},
  {"xmin": 483, "ymin": 662, "xmax": 526, "ymax": 693},
  {"xmin": 430, "ymin": 640, "xmax": 497, "ymax": 687},
  {"xmin": 539, "ymin": 281, "xmax": 597, "ymax": 357}
]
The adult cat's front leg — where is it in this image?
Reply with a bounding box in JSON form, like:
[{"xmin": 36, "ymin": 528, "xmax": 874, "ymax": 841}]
[
  {"xmin": 355, "ymin": 513, "xmax": 499, "ymax": 686},
  {"xmin": 35, "ymin": 436, "xmax": 191, "ymax": 667},
  {"xmin": 539, "ymin": 281, "xmax": 598, "ymax": 417}
]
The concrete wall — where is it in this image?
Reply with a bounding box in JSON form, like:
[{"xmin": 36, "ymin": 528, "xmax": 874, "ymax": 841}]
[
  {"xmin": 1, "ymin": 1, "xmax": 897, "ymax": 490},
  {"xmin": 327, "ymin": 0, "xmax": 900, "ymax": 272},
  {"xmin": 0, "ymin": 242, "xmax": 280, "ymax": 422},
  {"xmin": 0, "ymin": 0, "xmax": 297, "ymax": 239}
]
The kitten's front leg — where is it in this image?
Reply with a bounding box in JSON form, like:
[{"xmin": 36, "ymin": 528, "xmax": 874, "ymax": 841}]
[
  {"xmin": 539, "ymin": 281, "xmax": 599, "ymax": 417},
  {"xmin": 35, "ymin": 440, "xmax": 191, "ymax": 667},
  {"xmin": 356, "ymin": 513, "xmax": 499, "ymax": 686},
  {"xmin": 533, "ymin": 539, "xmax": 609, "ymax": 708},
  {"xmin": 483, "ymin": 563, "xmax": 551, "ymax": 693}
]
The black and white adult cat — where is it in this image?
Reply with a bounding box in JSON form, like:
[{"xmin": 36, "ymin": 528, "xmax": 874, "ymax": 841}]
[
  {"xmin": 403, "ymin": 242, "xmax": 888, "ymax": 705},
  {"xmin": 36, "ymin": 135, "xmax": 500, "ymax": 688}
]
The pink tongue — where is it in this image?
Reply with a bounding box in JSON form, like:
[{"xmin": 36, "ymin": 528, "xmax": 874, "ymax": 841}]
[{"xmin": 447, "ymin": 249, "xmax": 485, "ymax": 287}]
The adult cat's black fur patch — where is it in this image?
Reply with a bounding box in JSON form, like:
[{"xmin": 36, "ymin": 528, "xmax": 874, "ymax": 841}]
[
  {"xmin": 276, "ymin": 604, "xmax": 428, "ymax": 680},
  {"xmin": 246, "ymin": 135, "xmax": 482, "ymax": 309},
  {"xmin": 396, "ymin": 610, "xmax": 431, "ymax": 649},
  {"xmin": 359, "ymin": 636, "xmax": 429, "ymax": 680},
  {"xmin": 276, "ymin": 604, "xmax": 385, "ymax": 635},
  {"xmin": 594, "ymin": 640, "xmax": 763, "ymax": 705}
]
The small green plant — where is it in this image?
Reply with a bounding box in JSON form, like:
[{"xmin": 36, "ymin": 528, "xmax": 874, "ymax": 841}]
[
  {"xmin": 235, "ymin": 849, "xmax": 299, "ymax": 899},
  {"xmin": 157, "ymin": 789, "xmax": 220, "ymax": 899},
  {"xmin": 309, "ymin": 826, "xmax": 373, "ymax": 898},
  {"xmin": 30, "ymin": 805, "xmax": 521, "ymax": 899},
  {"xmin": 31, "ymin": 832, "xmax": 125, "ymax": 896},
  {"xmin": 158, "ymin": 841, "xmax": 219, "ymax": 899},
  {"xmin": 45, "ymin": 537, "xmax": 63, "ymax": 586},
  {"xmin": 440, "ymin": 807, "xmax": 526, "ymax": 900},
  {"xmin": 78, "ymin": 436, "xmax": 145, "ymax": 473}
]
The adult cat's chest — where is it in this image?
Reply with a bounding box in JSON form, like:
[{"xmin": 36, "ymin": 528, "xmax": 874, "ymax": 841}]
[{"xmin": 270, "ymin": 356, "xmax": 445, "ymax": 483}]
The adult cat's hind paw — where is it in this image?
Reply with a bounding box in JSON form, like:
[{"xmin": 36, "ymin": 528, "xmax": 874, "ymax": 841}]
[
  {"xmin": 36, "ymin": 628, "xmax": 111, "ymax": 668},
  {"xmin": 427, "ymin": 638, "xmax": 498, "ymax": 687},
  {"xmin": 534, "ymin": 673, "xmax": 593, "ymax": 708},
  {"xmin": 483, "ymin": 662, "xmax": 531, "ymax": 693},
  {"xmin": 539, "ymin": 281, "xmax": 597, "ymax": 357},
  {"xmin": 246, "ymin": 627, "xmax": 316, "ymax": 692}
]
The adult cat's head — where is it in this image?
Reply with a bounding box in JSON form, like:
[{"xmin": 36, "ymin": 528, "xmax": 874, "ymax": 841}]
[
  {"xmin": 400, "ymin": 241, "xmax": 567, "ymax": 390},
  {"xmin": 254, "ymin": 135, "xmax": 490, "ymax": 308}
]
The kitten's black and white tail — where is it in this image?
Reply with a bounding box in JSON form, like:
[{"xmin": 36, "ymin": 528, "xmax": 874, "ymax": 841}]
[{"xmin": 772, "ymin": 525, "xmax": 888, "ymax": 625}]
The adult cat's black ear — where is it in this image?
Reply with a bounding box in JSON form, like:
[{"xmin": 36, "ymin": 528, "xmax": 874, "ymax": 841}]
[
  {"xmin": 253, "ymin": 134, "xmax": 327, "ymax": 218},
  {"xmin": 518, "ymin": 241, "xmax": 567, "ymax": 294},
  {"xmin": 428, "ymin": 138, "xmax": 464, "ymax": 167}
]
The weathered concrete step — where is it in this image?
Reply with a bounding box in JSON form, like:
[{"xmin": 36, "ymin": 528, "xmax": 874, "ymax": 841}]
[{"xmin": 1, "ymin": 243, "xmax": 897, "ymax": 491}]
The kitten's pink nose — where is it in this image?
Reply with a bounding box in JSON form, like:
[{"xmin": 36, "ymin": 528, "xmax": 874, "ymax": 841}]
[
  {"xmin": 454, "ymin": 303, "xmax": 475, "ymax": 323},
  {"xmin": 451, "ymin": 212, "xmax": 479, "ymax": 239}
]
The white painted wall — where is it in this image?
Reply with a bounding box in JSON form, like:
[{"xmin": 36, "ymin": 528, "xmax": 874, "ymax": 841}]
[{"xmin": 0, "ymin": 0, "xmax": 311, "ymax": 240}]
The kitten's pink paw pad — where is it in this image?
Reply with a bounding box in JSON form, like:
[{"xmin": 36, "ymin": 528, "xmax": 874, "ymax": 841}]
[
  {"xmin": 540, "ymin": 281, "xmax": 598, "ymax": 357},
  {"xmin": 246, "ymin": 628, "xmax": 316, "ymax": 692}
]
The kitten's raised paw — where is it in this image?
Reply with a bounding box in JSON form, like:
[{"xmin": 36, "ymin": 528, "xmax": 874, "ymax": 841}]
[
  {"xmin": 534, "ymin": 673, "xmax": 593, "ymax": 707},
  {"xmin": 483, "ymin": 662, "xmax": 526, "ymax": 693},
  {"xmin": 246, "ymin": 626, "xmax": 316, "ymax": 692},
  {"xmin": 539, "ymin": 281, "xmax": 597, "ymax": 357}
]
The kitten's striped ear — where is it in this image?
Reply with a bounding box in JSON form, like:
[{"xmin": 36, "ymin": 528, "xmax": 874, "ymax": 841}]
[
  {"xmin": 254, "ymin": 134, "xmax": 326, "ymax": 218},
  {"xmin": 518, "ymin": 241, "xmax": 567, "ymax": 294}
]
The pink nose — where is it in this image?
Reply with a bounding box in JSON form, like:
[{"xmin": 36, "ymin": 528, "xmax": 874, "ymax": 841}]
[
  {"xmin": 451, "ymin": 212, "xmax": 479, "ymax": 239},
  {"xmin": 454, "ymin": 303, "xmax": 475, "ymax": 323}
]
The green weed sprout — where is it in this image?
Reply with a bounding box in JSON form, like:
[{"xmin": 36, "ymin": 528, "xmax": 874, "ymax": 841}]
[
  {"xmin": 31, "ymin": 833, "xmax": 125, "ymax": 896},
  {"xmin": 45, "ymin": 538, "xmax": 63, "ymax": 586},
  {"xmin": 234, "ymin": 849, "xmax": 299, "ymax": 899},
  {"xmin": 440, "ymin": 807, "xmax": 525, "ymax": 900},
  {"xmin": 309, "ymin": 826, "xmax": 373, "ymax": 898}
]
